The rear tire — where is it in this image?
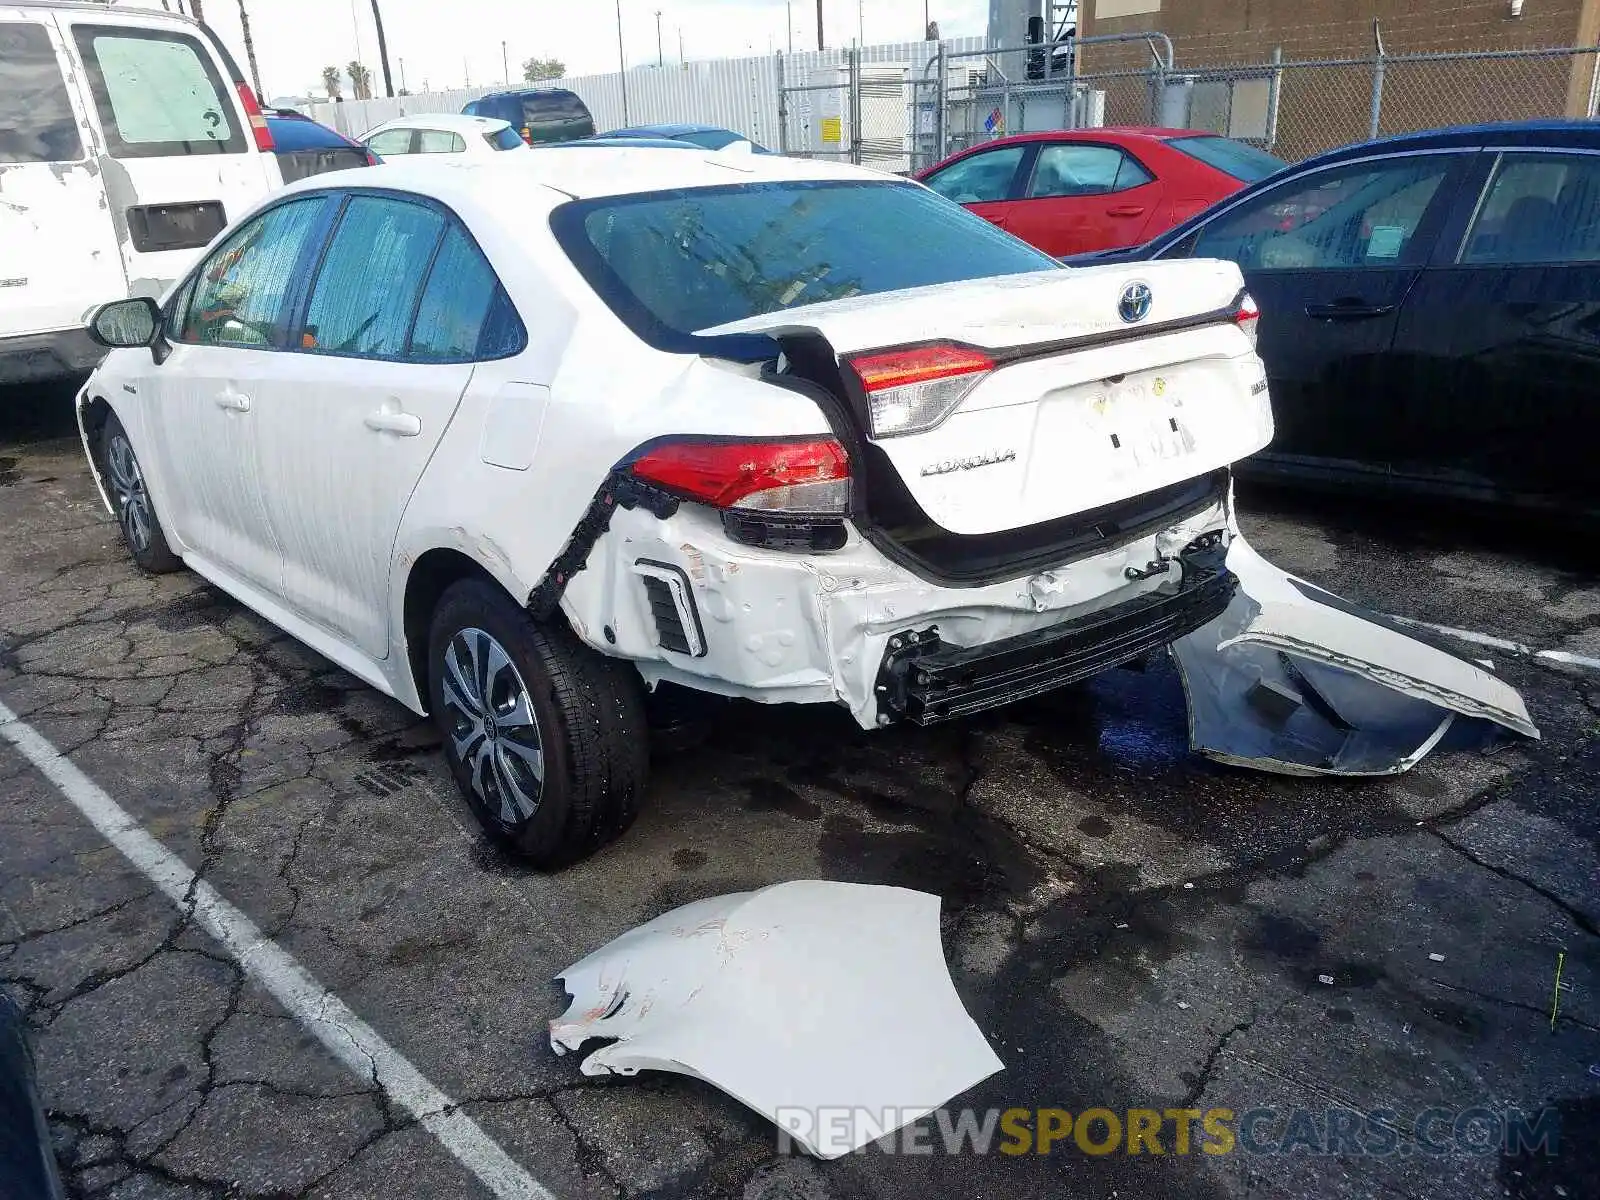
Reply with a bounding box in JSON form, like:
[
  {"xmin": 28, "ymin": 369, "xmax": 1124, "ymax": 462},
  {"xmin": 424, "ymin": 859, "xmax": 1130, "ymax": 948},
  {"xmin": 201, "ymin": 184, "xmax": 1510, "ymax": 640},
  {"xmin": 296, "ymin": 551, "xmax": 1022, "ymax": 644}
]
[
  {"xmin": 101, "ymin": 413, "xmax": 182, "ymax": 574},
  {"xmin": 427, "ymin": 579, "xmax": 649, "ymax": 869}
]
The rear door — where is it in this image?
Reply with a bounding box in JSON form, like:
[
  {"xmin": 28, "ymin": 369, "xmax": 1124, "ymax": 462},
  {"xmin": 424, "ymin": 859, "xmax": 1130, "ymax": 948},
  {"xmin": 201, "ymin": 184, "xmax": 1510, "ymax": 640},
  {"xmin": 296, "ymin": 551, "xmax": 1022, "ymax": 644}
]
[
  {"xmin": 920, "ymin": 143, "xmax": 1031, "ymax": 232},
  {"xmin": 1004, "ymin": 141, "xmax": 1165, "ymax": 256},
  {"xmin": 1389, "ymin": 148, "xmax": 1600, "ymax": 512},
  {"xmin": 252, "ymin": 194, "xmax": 499, "ymax": 658},
  {"xmin": 56, "ymin": 11, "xmax": 278, "ymax": 298},
  {"xmin": 1169, "ymin": 151, "xmax": 1470, "ymax": 477},
  {"xmin": 0, "ymin": 13, "xmax": 125, "ymax": 337}
]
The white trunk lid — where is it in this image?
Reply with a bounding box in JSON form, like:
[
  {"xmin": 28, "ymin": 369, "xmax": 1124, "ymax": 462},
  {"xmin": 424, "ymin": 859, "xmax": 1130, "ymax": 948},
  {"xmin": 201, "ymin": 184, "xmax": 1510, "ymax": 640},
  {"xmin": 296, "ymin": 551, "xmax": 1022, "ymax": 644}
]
[{"xmin": 709, "ymin": 261, "xmax": 1273, "ymax": 536}]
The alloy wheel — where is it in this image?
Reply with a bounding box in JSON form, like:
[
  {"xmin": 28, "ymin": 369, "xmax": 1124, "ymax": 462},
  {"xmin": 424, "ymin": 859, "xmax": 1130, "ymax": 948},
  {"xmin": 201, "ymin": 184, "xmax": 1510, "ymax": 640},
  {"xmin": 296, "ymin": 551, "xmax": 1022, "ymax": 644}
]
[
  {"xmin": 441, "ymin": 627, "xmax": 546, "ymax": 823},
  {"xmin": 106, "ymin": 433, "xmax": 153, "ymax": 553}
]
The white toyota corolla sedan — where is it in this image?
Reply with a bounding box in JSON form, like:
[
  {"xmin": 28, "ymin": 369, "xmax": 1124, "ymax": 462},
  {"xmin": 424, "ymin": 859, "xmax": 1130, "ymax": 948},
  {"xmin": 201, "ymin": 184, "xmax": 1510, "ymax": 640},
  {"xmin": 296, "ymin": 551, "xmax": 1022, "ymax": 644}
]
[{"xmin": 77, "ymin": 148, "xmax": 1273, "ymax": 866}]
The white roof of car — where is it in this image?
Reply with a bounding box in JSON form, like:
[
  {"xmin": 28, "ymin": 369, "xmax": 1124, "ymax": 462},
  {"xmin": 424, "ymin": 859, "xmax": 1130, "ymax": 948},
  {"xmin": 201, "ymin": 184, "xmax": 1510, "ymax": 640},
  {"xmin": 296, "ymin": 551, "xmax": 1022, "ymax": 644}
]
[
  {"xmin": 362, "ymin": 113, "xmax": 514, "ymax": 137},
  {"xmin": 331, "ymin": 145, "xmax": 893, "ymax": 201}
]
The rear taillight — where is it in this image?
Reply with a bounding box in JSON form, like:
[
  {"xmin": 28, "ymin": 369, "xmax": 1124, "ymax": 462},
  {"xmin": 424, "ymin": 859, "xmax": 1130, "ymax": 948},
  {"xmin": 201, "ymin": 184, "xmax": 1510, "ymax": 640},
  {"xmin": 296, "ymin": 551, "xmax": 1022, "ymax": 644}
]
[
  {"xmin": 1234, "ymin": 294, "xmax": 1260, "ymax": 348},
  {"xmin": 847, "ymin": 343, "xmax": 994, "ymax": 439},
  {"xmin": 630, "ymin": 439, "xmax": 850, "ymax": 514},
  {"xmin": 365, "ymin": 148, "xmax": 381, "ymax": 166},
  {"xmin": 236, "ymin": 82, "xmax": 274, "ymax": 152}
]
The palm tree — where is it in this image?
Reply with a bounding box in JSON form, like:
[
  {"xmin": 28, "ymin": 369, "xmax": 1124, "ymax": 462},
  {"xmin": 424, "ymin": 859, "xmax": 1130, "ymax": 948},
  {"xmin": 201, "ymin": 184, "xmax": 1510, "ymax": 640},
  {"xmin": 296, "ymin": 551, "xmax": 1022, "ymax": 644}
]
[
  {"xmin": 369, "ymin": 0, "xmax": 395, "ymax": 98},
  {"xmin": 321, "ymin": 65, "xmax": 342, "ymax": 101},
  {"xmin": 235, "ymin": 1, "xmax": 263, "ymax": 99},
  {"xmin": 347, "ymin": 61, "xmax": 373, "ymax": 101}
]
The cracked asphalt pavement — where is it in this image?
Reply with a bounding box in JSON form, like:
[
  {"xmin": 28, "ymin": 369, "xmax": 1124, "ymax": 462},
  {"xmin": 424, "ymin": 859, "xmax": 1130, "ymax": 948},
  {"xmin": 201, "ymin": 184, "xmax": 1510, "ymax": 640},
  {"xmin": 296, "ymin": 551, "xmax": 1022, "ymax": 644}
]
[{"xmin": 2, "ymin": 384, "xmax": 1598, "ymax": 1199}]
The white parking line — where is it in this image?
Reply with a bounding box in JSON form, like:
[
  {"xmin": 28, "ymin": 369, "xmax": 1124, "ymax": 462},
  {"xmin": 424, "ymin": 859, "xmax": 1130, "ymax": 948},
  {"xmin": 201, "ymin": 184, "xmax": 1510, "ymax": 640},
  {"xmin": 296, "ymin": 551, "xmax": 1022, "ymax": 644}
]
[
  {"xmin": 1385, "ymin": 614, "xmax": 1600, "ymax": 673},
  {"xmin": 0, "ymin": 698, "xmax": 556, "ymax": 1200}
]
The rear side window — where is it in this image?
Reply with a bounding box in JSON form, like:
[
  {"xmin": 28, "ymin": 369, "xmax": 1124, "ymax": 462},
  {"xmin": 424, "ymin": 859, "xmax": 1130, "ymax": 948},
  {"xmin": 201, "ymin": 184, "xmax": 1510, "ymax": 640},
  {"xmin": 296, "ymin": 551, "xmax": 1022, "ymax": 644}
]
[
  {"xmin": 1166, "ymin": 135, "xmax": 1287, "ymax": 183},
  {"xmin": 486, "ymin": 126, "xmax": 524, "ymax": 151},
  {"xmin": 366, "ymin": 128, "xmax": 413, "ymax": 156},
  {"xmin": 73, "ymin": 25, "xmax": 246, "ymax": 158},
  {"xmin": 418, "ymin": 129, "xmax": 466, "ymax": 154},
  {"xmin": 301, "ymin": 195, "xmax": 446, "ymax": 358},
  {"xmin": 0, "ymin": 22, "xmax": 84, "ymax": 163},
  {"xmin": 180, "ymin": 198, "xmax": 326, "ymax": 347},
  {"xmin": 409, "ymin": 225, "xmax": 524, "ymax": 360},
  {"xmin": 1461, "ymin": 153, "xmax": 1600, "ymax": 265},
  {"xmin": 554, "ymin": 179, "xmax": 1057, "ymax": 344},
  {"xmin": 1026, "ymin": 144, "xmax": 1154, "ymax": 198}
]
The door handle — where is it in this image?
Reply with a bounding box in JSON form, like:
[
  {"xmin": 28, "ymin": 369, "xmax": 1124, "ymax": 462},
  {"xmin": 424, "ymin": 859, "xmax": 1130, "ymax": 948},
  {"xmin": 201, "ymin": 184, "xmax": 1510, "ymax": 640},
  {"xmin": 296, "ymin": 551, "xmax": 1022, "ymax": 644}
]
[
  {"xmin": 364, "ymin": 409, "xmax": 422, "ymax": 437},
  {"xmin": 1305, "ymin": 301, "xmax": 1397, "ymax": 321},
  {"xmin": 1107, "ymin": 205, "xmax": 1147, "ymax": 217},
  {"xmin": 215, "ymin": 389, "xmax": 251, "ymax": 412}
]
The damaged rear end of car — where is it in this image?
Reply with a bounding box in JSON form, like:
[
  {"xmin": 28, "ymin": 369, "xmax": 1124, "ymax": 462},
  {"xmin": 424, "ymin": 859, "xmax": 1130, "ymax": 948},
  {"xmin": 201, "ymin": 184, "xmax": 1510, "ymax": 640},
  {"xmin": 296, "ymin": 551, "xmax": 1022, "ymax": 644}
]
[{"xmin": 545, "ymin": 173, "xmax": 1276, "ymax": 728}]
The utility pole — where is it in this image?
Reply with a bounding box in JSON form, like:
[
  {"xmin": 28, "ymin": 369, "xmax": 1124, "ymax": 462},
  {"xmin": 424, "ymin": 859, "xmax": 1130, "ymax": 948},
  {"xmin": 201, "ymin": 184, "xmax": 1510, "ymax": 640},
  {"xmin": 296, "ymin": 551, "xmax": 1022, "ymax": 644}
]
[
  {"xmin": 615, "ymin": 0, "xmax": 630, "ymax": 124},
  {"xmin": 815, "ymin": 0, "xmax": 823, "ymax": 50},
  {"xmin": 655, "ymin": 11, "xmax": 663, "ymax": 67},
  {"xmin": 678, "ymin": 26, "xmax": 685, "ymax": 63},
  {"xmin": 399, "ymin": 58, "xmax": 407, "ymax": 92},
  {"xmin": 786, "ymin": 1, "xmax": 792, "ymax": 53},
  {"xmin": 502, "ymin": 40, "xmax": 509, "ymax": 84}
]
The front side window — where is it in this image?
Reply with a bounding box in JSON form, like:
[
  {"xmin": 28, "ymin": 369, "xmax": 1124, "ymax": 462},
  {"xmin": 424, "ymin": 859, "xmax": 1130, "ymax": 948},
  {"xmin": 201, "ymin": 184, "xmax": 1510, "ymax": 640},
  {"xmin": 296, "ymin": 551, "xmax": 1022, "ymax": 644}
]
[
  {"xmin": 923, "ymin": 145, "xmax": 1027, "ymax": 204},
  {"xmin": 1190, "ymin": 157, "xmax": 1451, "ymax": 270},
  {"xmin": 1461, "ymin": 153, "xmax": 1600, "ymax": 265},
  {"xmin": 180, "ymin": 198, "xmax": 325, "ymax": 347},
  {"xmin": 409, "ymin": 225, "xmax": 524, "ymax": 361},
  {"xmin": 486, "ymin": 125, "xmax": 524, "ymax": 151},
  {"xmin": 555, "ymin": 179, "xmax": 1057, "ymax": 343},
  {"xmin": 418, "ymin": 129, "xmax": 467, "ymax": 154},
  {"xmin": 301, "ymin": 195, "xmax": 446, "ymax": 358},
  {"xmin": 0, "ymin": 22, "xmax": 84, "ymax": 163},
  {"xmin": 72, "ymin": 25, "xmax": 245, "ymax": 158},
  {"xmin": 1026, "ymin": 144, "xmax": 1153, "ymax": 198},
  {"xmin": 365, "ymin": 128, "xmax": 414, "ymax": 156}
]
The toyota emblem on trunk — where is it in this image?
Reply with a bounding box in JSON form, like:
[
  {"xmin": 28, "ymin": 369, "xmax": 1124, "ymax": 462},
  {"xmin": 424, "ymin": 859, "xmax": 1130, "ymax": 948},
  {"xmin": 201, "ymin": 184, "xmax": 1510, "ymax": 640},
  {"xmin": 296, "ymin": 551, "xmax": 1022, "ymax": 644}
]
[{"xmin": 1118, "ymin": 281, "xmax": 1153, "ymax": 323}]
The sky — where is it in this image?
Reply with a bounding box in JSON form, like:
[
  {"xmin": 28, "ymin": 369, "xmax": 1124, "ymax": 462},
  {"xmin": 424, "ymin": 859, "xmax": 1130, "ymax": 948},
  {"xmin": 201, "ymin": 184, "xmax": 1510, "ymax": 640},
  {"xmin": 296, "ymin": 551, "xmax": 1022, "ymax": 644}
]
[{"xmin": 149, "ymin": 0, "xmax": 988, "ymax": 102}]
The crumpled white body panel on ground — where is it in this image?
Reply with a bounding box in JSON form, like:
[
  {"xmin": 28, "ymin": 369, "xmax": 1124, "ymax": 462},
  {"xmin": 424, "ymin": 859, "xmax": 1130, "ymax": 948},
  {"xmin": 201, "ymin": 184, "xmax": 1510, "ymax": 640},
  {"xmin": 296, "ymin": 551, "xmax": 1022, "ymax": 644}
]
[
  {"xmin": 549, "ymin": 881, "xmax": 1003, "ymax": 1158},
  {"xmin": 1172, "ymin": 536, "xmax": 1539, "ymax": 776}
]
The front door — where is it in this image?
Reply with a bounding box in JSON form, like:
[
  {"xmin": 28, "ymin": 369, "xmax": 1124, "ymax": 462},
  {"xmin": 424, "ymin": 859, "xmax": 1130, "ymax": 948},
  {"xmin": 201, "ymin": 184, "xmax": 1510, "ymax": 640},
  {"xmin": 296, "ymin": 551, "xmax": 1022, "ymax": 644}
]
[
  {"xmin": 1390, "ymin": 149, "xmax": 1600, "ymax": 511},
  {"xmin": 251, "ymin": 195, "xmax": 507, "ymax": 659},
  {"xmin": 920, "ymin": 143, "xmax": 1030, "ymax": 233},
  {"xmin": 55, "ymin": 11, "xmax": 278, "ymax": 297},
  {"xmin": 1004, "ymin": 140, "xmax": 1165, "ymax": 256},
  {"xmin": 151, "ymin": 195, "xmax": 331, "ymax": 593},
  {"xmin": 1173, "ymin": 151, "xmax": 1468, "ymax": 474}
]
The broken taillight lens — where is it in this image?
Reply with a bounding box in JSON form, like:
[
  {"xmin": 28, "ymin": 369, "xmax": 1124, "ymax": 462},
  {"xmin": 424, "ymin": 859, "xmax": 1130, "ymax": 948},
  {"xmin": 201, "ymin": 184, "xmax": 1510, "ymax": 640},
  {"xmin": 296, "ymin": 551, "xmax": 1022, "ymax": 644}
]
[
  {"xmin": 1235, "ymin": 294, "xmax": 1260, "ymax": 348},
  {"xmin": 847, "ymin": 343, "xmax": 995, "ymax": 439},
  {"xmin": 629, "ymin": 438, "xmax": 850, "ymax": 513},
  {"xmin": 236, "ymin": 82, "xmax": 275, "ymax": 152}
]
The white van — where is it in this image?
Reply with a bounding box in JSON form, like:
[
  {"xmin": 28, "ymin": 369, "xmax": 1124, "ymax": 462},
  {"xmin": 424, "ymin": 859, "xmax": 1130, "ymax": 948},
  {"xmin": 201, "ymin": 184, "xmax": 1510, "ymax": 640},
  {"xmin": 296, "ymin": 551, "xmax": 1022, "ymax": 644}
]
[{"xmin": 1, "ymin": 1, "xmax": 282, "ymax": 385}]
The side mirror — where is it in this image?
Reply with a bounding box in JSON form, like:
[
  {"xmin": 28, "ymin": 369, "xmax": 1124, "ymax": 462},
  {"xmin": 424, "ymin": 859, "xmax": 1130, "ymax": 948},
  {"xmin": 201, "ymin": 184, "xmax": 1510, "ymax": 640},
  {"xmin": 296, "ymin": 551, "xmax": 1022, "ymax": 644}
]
[{"xmin": 88, "ymin": 297, "xmax": 161, "ymax": 349}]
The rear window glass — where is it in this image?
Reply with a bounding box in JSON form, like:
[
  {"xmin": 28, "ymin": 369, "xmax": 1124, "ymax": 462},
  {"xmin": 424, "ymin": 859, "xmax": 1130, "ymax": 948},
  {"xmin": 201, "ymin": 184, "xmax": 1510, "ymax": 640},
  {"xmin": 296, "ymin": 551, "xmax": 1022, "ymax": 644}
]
[
  {"xmin": 1166, "ymin": 135, "xmax": 1286, "ymax": 183},
  {"xmin": 0, "ymin": 22, "xmax": 84, "ymax": 163},
  {"xmin": 418, "ymin": 129, "xmax": 466, "ymax": 154},
  {"xmin": 552, "ymin": 180, "xmax": 1057, "ymax": 347},
  {"xmin": 486, "ymin": 125, "xmax": 524, "ymax": 150},
  {"xmin": 520, "ymin": 92, "xmax": 594, "ymax": 141},
  {"xmin": 74, "ymin": 25, "xmax": 246, "ymax": 157}
]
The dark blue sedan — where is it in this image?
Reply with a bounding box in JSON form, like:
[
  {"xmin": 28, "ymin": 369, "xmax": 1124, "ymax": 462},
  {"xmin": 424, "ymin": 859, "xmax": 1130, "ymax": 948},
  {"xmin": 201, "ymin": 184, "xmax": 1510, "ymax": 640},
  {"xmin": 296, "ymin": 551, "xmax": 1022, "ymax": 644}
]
[
  {"xmin": 598, "ymin": 123, "xmax": 771, "ymax": 153},
  {"xmin": 1074, "ymin": 120, "xmax": 1600, "ymax": 518}
]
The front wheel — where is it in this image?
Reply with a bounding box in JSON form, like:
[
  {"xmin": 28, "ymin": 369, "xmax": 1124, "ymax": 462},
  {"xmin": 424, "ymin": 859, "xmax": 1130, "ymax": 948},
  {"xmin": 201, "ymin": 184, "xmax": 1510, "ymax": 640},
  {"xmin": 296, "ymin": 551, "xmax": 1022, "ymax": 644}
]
[
  {"xmin": 427, "ymin": 579, "xmax": 649, "ymax": 869},
  {"xmin": 101, "ymin": 413, "xmax": 181, "ymax": 574}
]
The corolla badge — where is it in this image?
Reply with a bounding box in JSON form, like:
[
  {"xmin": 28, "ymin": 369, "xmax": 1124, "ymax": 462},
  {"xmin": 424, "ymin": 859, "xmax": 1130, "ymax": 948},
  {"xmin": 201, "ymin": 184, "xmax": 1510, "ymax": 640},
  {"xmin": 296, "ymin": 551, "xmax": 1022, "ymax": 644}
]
[
  {"xmin": 1118, "ymin": 281, "xmax": 1153, "ymax": 324},
  {"xmin": 920, "ymin": 448, "xmax": 1017, "ymax": 477}
]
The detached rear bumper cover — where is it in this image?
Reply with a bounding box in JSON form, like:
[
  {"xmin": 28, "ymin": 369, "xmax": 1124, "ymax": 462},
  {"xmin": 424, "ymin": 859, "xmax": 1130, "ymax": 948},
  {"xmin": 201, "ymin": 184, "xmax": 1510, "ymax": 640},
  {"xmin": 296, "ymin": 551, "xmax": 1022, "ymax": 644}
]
[{"xmin": 1172, "ymin": 537, "xmax": 1538, "ymax": 776}]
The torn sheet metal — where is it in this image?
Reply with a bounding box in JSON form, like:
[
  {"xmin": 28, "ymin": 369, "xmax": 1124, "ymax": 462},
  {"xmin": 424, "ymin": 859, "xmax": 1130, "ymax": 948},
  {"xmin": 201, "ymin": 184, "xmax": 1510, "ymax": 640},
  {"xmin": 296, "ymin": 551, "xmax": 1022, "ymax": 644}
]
[
  {"xmin": 1172, "ymin": 536, "xmax": 1538, "ymax": 776},
  {"xmin": 549, "ymin": 881, "xmax": 1003, "ymax": 1158}
]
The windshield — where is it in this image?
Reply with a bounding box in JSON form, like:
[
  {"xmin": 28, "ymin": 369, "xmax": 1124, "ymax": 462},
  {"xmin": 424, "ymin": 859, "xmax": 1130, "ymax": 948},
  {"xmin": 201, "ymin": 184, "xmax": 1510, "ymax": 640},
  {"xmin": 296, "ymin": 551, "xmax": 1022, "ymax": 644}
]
[
  {"xmin": 551, "ymin": 180, "xmax": 1057, "ymax": 348},
  {"xmin": 669, "ymin": 128, "xmax": 744, "ymax": 150},
  {"xmin": 1166, "ymin": 135, "xmax": 1286, "ymax": 183},
  {"xmin": 486, "ymin": 125, "xmax": 524, "ymax": 150}
]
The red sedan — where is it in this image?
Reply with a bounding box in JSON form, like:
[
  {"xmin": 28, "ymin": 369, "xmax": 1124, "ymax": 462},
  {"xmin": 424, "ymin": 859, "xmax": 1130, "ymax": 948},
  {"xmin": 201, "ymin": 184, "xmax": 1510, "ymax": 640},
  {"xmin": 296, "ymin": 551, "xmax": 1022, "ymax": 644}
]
[{"xmin": 915, "ymin": 128, "xmax": 1286, "ymax": 257}]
